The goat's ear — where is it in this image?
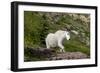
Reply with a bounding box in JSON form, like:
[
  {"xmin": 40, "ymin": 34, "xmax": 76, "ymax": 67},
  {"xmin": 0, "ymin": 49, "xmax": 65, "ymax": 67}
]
[{"xmin": 67, "ymin": 29, "xmax": 71, "ymax": 31}]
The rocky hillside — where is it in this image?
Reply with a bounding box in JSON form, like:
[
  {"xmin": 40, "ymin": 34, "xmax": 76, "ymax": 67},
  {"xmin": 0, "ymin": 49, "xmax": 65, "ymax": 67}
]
[{"xmin": 24, "ymin": 11, "xmax": 90, "ymax": 61}]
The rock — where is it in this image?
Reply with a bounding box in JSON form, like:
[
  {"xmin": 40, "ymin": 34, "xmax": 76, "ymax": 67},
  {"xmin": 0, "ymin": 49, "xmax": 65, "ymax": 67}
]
[
  {"xmin": 49, "ymin": 52, "xmax": 89, "ymax": 60},
  {"xmin": 25, "ymin": 47, "xmax": 55, "ymax": 58},
  {"xmin": 69, "ymin": 14, "xmax": 79, "ymax": 20},
  {"xmin": 25, "ymin": 47, "xmax": 89, "ymax": 61},
  {"xmin": 79, "ymin": 15, "xmax": 89, "ymax": 23}
]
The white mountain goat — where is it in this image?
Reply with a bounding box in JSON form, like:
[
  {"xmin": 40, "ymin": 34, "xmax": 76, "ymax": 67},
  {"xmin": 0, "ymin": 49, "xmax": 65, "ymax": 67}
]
[{"xmin": 45, "ymin": 30, "xmax": 70, "ymax": 52}]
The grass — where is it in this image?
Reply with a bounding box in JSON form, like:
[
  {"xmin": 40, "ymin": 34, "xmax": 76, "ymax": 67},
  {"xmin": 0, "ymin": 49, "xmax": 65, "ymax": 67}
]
[{"xmin": 64, "ymin": 39, "xmax": 90, "ymax": 56}]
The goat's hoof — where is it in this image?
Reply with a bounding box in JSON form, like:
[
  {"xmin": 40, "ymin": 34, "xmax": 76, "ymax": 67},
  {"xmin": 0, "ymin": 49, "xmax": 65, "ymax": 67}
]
[{"xmin": 60, "ymin": 49, "xmax": 65, "ymax": 53}]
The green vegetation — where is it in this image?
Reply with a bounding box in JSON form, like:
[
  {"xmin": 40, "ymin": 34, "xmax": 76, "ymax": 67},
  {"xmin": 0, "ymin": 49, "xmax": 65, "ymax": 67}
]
[{"xmin": 24, "ymin": 11, "xmax": 90, "ymax": 61}]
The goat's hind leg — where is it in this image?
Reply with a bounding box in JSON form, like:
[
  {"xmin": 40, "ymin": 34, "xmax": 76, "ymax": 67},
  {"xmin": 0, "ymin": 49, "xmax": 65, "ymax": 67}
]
[{"xmin": 46, "ymin": 40, "xmax": 50, "ymax": 49}]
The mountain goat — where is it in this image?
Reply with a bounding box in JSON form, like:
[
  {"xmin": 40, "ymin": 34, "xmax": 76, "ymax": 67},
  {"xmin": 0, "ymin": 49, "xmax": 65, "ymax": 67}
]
[{"xmin": 45, "ymin": 30, "xmax": 70, "ymax": 52}]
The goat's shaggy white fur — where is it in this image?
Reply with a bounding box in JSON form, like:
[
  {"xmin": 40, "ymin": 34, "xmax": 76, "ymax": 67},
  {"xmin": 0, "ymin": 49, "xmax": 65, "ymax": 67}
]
[{"xmin": 45, "ymin": 30, "xmax": 70, "ymax": 52}]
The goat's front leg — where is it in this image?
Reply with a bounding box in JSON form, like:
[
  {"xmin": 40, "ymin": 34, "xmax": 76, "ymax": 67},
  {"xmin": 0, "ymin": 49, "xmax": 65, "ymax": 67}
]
[{"xmin": 58, "ymin": 40, "xmax": 65, "ymax": 52}]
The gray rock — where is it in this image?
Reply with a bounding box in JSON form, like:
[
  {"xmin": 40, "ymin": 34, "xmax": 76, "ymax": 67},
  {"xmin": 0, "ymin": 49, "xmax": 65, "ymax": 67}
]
[{"xmin": 49, "ymin": 52, "xmax": 89, "ymax": 60}]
